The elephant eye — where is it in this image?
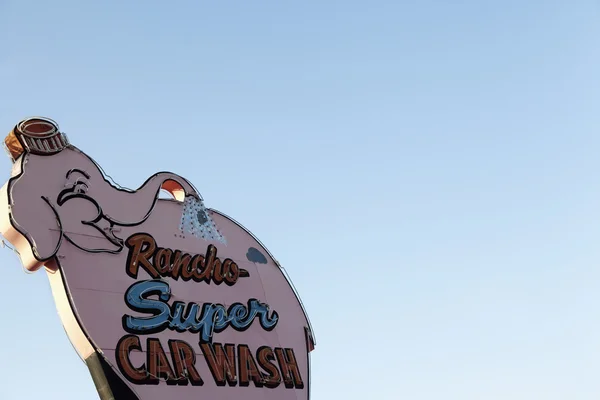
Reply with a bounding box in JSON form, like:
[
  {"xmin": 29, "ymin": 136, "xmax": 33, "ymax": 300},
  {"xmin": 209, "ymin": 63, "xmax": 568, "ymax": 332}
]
[{"xmin": 74, "ymin": 182, "xmax": 89, "ymax": 194}]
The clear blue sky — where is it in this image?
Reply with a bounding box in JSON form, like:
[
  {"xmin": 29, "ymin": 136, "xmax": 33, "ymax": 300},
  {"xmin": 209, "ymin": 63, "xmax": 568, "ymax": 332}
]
[{"xmin": 1, "ymin": 1, "xmax": 599, "ymax": 399}]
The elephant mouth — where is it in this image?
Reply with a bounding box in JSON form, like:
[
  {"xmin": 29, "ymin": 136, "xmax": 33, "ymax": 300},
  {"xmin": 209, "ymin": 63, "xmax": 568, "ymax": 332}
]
[{"xmin": 85, "ymin": 218, "xmax": 124, "ymax": 248}]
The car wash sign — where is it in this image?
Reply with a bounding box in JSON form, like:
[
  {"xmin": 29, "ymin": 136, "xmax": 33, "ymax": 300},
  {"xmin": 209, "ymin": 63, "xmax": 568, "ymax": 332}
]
[
  {"xmin": 0, "ymin": 117, "xmax": 315, "ymax": 400},
  {"xmin": 118, "ymin": 233, "xmax": 302, "ymax": 389}
]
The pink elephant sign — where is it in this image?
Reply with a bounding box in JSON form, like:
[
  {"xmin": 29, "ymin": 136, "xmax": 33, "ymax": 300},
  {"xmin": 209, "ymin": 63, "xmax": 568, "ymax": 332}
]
[{"xmin": 0, "ymin": 117, "xmax": 316, "ymax": 400}]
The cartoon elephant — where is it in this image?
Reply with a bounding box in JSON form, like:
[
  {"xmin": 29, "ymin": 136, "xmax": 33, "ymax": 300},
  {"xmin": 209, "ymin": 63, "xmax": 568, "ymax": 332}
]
[
  {"xmin": 0, "ymin": 117, "xmax": 316, "ymax": 400},
  {"xmin": 1, "ymin": 117, "xmax": 201, "ymax": 272}
]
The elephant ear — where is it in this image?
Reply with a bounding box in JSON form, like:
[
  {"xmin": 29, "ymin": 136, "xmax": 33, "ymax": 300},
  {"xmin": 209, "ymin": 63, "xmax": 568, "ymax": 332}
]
[{"xmin": 6, "ymin": 192, "xmax": 62, "ymax": 272}]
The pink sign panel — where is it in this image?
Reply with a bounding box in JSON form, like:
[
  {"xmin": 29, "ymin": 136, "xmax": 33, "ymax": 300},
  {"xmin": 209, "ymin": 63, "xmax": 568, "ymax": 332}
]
[{"xmin": 0, "ymin": 117, "xmax": 316, "ymax": 400}]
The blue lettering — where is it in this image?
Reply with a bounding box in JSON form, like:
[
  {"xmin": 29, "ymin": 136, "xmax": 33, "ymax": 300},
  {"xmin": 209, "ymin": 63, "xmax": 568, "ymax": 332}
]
[
  {"xmin": 253, "ymin": 300, "xmax": 279, "ymax": 330},
  {"xmin": 121, "ymin": 280, "xmax": 279, "ymax": 342},
  {"xmin": 193, "ymin": 303, "xmax": 225, "ymax": 343},
  {"xmin": 168, "ymin": 301, "xmax": 200, "ymax": 332},
  {"xmin": 122, "ymin": 280, "xmax": 172, "ymax": 333}
]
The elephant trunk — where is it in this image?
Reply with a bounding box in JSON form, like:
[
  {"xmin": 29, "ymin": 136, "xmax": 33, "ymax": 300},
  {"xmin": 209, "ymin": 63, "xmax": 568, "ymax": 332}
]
[{"xmin": 99, "ymin": 172, "xmax": 199, "ymax": 226}]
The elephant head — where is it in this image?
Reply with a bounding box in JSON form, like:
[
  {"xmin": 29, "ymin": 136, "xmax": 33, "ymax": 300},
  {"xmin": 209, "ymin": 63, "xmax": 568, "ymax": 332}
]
[{"xmin": 0, "ymin": 117, "xmax": 201, "ymax": 271}]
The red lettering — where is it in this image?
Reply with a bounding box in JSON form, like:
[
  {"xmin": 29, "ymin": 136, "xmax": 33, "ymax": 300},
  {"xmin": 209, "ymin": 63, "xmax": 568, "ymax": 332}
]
[
  {"xmin": 197, "ymin": 245, "xmax": 216, "ymax": 282},
  {"xmin": 257, "ymin": 346, "xmax": 281, "ymax": 388},
  {"xmin": 147, "ymin": 338, "xmax": 175, "ymax": 384},
  {"xmin": 174, "ymin": 251, "xmax": 193, "ymax": 280},
  {"xmin": 168, "ymin": 340, "xmax": 203, "ymax": 386},
  {"xmin": 125, "ymin": 234, "xmax": 247, "ymax": 285},
  {"xmin": 116, "ymin": 336, "xmax": 207, "ymax": 387},
  {"xmin": 154, "ymin": 249, "xmax": 172, "ymax": 275},
  {"xmin": 222, "ymin": 259, "xmax": 239, "ymax": 286},
  {"xmin": 275, "ymin": 348, "xmax": 304, "ymax": 389},
  {"xmin": 200, "ymin": 343, "xmax": 238, "ymax": 387},
  {"xmin": 116, "ymin": 335, "xmax": 147, "ymax": 384},
  {"xmin": 238, "ymin": 344, "xmax": 264, "ymax": 387},
  {"xmin": 191, "ymin": 254, "xmax": 205, "ymax": 281},
  {"xmin": 125, "ymin": 234, "xmax": 158, "ymax": 278}
]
